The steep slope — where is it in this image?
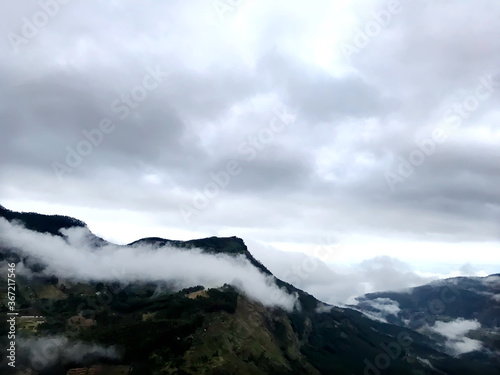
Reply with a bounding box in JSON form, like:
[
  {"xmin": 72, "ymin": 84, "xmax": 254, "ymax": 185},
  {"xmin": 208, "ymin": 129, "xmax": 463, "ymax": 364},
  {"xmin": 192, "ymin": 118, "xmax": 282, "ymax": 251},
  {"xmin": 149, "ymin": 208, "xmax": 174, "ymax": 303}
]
[{"xmin": 1, "ymin": 206, "xmax": 499, "ymax": 374}]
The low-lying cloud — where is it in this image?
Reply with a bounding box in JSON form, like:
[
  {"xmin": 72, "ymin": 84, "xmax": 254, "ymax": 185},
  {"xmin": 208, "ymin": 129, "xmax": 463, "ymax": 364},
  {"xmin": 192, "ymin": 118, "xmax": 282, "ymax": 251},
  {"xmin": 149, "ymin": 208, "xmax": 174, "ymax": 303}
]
[
  {"xmin": 247, "ymin": 240, "xmax": 438, "ymax": 305},
  {"xmin": 431, "ymin": 319, "xmax": 481, "ymax": 340},
  {"xmin": 0, "ymin": 218, "xmax": 298, "ymax": 311},
  {"xmin": 344, "ymin": 297, "xmax": 402, "ymax": 323},
  {"xmin": 363, "ymin": 298, "xmax": 400, "ymax": 318},
  {"xmin": 17, "ymin": 336, "xmax": 120, "ymax": 372},
  {"xmin": 429, "ymin": 318, "xmax": 483, "ymax": 356}
]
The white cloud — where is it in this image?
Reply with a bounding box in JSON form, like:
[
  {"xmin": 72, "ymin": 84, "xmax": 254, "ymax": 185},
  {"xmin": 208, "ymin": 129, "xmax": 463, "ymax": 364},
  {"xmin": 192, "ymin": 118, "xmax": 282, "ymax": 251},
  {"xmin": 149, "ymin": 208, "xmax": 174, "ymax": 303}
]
[
  {"xmin": 366, "ymin": 297, "xmax": 400, "ymax": 317},
  {"xmin": 429, "ymin": 318, "xmax": 483, "ymax": 356},
  {"xmin": 346, "ymin": 298, "xmax": 401, "ymax": 323},
  {"xmin": 247, "ymin": 240, "xmax": 438, "ymax": 305},
  {"xmin": 449, "ymin": 337, "xmax": 483, "ymax": 356},
  {"xmin": 18, "ymin": 336, "xmax": 120, "ymax": 371},
  {"xmin": 483, "ymin": 275, "xmax": 500, "ymax": 285},
  {"xmin": 431, "ymin": 319, "xmax": 481, "ymax": 340},
  {"xmin": 0, "ymin": 218, "xmax": 297, "ymax": 311}
]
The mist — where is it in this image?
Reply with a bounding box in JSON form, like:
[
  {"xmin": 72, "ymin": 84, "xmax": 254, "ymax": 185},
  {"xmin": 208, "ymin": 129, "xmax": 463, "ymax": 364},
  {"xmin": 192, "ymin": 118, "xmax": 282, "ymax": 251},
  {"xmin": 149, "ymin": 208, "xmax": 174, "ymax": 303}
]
[
  {"xmin": 17, "ymin": 336, "xmax": 121, "ymax": 372},
  {"xmin": 429, "ymin": 318, "xmax": 483, "ymax": 356},
  {"xmin": 247, "ymin": 240, "xmax": 439, "ymax": 305},
  {"xmin": 0, "ymin": 218, "xmax": 298, "ymax": 311}
]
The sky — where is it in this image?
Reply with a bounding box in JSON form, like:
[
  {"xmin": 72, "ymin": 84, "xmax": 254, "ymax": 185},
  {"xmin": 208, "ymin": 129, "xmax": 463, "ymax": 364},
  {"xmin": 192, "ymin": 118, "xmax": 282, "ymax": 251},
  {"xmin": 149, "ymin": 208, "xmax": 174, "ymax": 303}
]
[{"xmin": 1, "ymin": 0, "xmax": 499, "ymax": 294}]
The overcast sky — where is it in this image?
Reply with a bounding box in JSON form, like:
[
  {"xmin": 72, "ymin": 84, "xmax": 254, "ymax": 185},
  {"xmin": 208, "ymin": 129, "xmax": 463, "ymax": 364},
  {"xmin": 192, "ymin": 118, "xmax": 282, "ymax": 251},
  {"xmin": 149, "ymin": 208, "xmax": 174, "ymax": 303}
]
[{"xmin": 1, "ymin": 0, "xmax": 499, "ymax": 285}]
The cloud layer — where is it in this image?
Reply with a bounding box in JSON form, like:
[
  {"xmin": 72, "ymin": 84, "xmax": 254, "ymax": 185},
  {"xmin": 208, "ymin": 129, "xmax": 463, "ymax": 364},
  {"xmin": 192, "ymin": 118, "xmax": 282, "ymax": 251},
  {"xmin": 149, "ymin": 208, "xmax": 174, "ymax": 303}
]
[
  {"xmin": 429, "ymin": 319, "xmax": 483, "ymax": 356},
  {"xmin": 17, "ymin": 336, "xmax": 121, "ymax": 372},
  {"xmin": 0, "ymin": 218, "xmax": 298, "ymax": 311},
  {"xmin": 247, "ymin": 240, "xmax": 443, "ymax": 305}
]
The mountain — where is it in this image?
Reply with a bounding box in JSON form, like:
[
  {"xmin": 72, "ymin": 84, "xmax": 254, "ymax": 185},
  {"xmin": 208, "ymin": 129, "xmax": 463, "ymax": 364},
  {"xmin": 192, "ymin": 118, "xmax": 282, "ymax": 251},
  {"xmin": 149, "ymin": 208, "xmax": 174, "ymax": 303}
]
[
  {"xmin": 351, "ymin": 274, "xmax": 500, "ymax": 365},
  {"xmin": 128, "ymin": 236, "xmax": 274, "ymax": 278},
  {"xmin": 1, "ymin": 206, "xmax": 499, "ymax": 374},
  {"xmin": 0, "ymin": 205, "xmax": 87, "ymax": 236}
]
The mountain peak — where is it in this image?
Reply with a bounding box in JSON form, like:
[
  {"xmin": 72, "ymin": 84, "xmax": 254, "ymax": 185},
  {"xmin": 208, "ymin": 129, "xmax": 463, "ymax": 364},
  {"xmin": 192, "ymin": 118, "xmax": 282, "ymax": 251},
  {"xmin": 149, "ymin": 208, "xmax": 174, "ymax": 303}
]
[{"xmin": 129, "ymin": 235, "xmax": 273, "ymax": 276}]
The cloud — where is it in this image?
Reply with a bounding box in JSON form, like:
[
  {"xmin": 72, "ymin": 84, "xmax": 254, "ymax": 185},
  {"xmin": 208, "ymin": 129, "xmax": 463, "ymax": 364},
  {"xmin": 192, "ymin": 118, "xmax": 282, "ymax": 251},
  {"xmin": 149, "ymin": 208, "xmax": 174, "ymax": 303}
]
[
  {"xmin": 364, "ymin": 298, "xmax": 400, "ymax": 317},
  {"xmin": 431, "ymin": 319, "xmax": 481, "ymax": 340},
  {"xmin": 247, "ymin": 240, "xmax": 437, "ymax": 305},
  {"xmin": 0, "ymin": 218, "xmax": 298, "ymax": 311},
  {"xmin": 448, "ymin": 337, "xmax": 483, "ymax": 356},
  {"xmin": 483, "ymin": 275, "xmax": 500, "ymax": 285},
  {"xmin": 1, "ymin": 0, "xmax": 500, "ymax": 262},
  {"xmin": 17, "ymin": 336, "xmax": 121, "ymax": 372},
  {"xmin": 429, "ymin": 318, "xmax": 483, "ymax": 356},
  {"xmin": 346, "ymin": 298, "xmax": 401, "ymax": 323}
]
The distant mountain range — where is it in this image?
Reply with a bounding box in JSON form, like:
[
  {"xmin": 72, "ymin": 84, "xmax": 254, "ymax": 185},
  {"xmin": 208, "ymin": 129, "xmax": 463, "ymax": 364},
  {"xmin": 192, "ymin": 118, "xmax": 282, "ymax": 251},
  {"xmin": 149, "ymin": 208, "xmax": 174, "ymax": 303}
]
[
  {"xmin": 351, "ymin": 273, "xmax": 500, "ymax": 361},
  {"xmin": 0, "ymin": 205, "xmax": 499, "ymax": 375}
]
